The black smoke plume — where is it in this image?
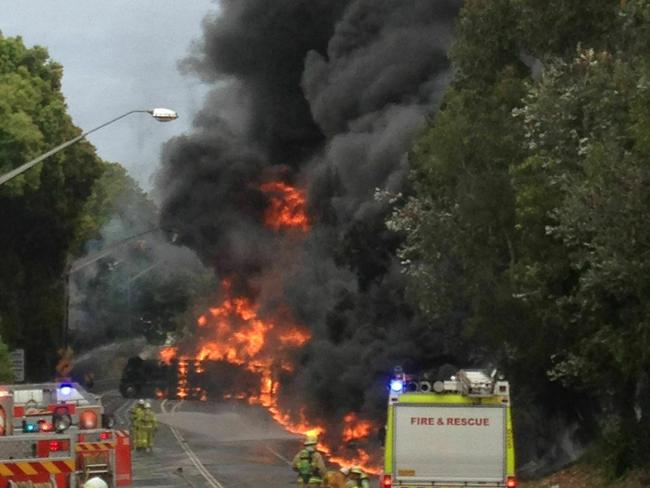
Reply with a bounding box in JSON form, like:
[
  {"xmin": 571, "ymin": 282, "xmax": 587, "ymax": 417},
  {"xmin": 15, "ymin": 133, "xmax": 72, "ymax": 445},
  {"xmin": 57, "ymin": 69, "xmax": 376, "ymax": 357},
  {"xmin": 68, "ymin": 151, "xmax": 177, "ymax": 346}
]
[{"xmin": 156, "ymin": 0, "xmax": 462, "ymax": 458}]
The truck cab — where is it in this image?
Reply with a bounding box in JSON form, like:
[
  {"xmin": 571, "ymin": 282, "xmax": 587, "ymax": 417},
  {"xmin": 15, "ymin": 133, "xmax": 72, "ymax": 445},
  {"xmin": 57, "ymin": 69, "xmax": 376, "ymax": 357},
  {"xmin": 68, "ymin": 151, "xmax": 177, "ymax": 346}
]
[
  {"xmin": 0, "ymin": 382, "xmax": 132, "ymax": 488},
  {"xmin": 382, "ymin": 368, "xmax": 516, "ymax": 488}
]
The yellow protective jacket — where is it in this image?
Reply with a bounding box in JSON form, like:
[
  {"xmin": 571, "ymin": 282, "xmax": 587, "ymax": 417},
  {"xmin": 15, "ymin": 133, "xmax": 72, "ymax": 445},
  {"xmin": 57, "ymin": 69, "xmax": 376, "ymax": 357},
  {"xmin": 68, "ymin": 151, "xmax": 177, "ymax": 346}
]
[
  {"xmin": 141, "ymin": 409, "xmax": 157, "ymax": 430},
  {"xmin": 292, "ymin": 449, "xmax": 326, "ymax": 483},
  {"xmin": 344, "ymin": 476, "xmax": 369, "ymax": 488},
  {"xmin": 130, "ymin": 406, "xmax": 144, "ymax": 427}
]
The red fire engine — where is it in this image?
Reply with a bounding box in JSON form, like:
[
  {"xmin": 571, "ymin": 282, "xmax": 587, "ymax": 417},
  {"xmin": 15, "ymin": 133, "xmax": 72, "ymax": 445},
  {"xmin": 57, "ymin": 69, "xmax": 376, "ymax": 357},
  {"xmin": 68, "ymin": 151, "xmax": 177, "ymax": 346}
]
[{"xmin": 0, "ymin": 383, "xmax": 131, "ymax": 488}]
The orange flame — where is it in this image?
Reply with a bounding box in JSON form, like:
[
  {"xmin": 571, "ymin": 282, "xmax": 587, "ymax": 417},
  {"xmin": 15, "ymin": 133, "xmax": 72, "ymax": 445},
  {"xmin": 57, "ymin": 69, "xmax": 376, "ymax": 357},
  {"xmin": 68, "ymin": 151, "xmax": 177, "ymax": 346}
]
[
  {"xmin": 341, "ymin": 413, "xmax": 373, "ymax": 443},
  {"xmin": 159, "ymin": 279, "xmax": 380, "ymax": 473},
  {"xmin": 177, "ymin": 359, "xmax": 189, "ymax": 399},
  {"xmin": 279, "ymin": 328, "xmax": 311, "ymax": 347},
  {"xmin": 156, "ymin": 181, "xmax": 377, "ymax": 471},
  {"xmin": 194, "ymin": 295, "xmax": 274, "ymax": 364},
  {"xmin": 260, "ymin": 181, "xmax": 309, "ymax": 231},
  {"xmin": 264, "ymin": 404, "xmax": 380, "ymax": 473},
  {"xmin": 160, "ymin": 346, "xmax": 177, "ymax": 363}
]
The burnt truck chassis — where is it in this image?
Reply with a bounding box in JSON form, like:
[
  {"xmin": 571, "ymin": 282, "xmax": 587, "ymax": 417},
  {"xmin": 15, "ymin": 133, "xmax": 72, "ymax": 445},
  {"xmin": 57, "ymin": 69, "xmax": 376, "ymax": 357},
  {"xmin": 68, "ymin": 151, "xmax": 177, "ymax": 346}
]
[{"xmin": 119, "ymin": 356, "xmax": 260, "ymax": 400}]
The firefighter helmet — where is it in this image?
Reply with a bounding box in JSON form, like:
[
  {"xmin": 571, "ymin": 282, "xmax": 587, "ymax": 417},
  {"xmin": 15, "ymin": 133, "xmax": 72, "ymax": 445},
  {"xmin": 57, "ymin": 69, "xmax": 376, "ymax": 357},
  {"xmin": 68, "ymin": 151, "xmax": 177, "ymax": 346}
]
[
  {"xmin": 304, "ymin": 433, "xmax": 318, "ymax": 446},
  {"xmin": 84, "ymin": 477, "xmax": 108, "ymax": 488},
  {"xmin": 144, "ymin": 401, "xmax": 152, "ymax": 409},
  {"xmin": 137, "ymin": 399, "xmax": 145, "ymax": 406},
  {"xmin": 350, "ymin": 466, "xmax": 363, "ymax": 475}
]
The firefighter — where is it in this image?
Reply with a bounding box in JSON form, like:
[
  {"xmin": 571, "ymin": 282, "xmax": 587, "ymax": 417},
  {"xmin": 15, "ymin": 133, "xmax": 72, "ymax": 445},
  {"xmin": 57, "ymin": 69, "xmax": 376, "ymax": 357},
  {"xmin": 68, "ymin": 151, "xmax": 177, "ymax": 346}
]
[
  {"xmin": 343, "ymin": 466, "xmax": 369, "ymax": 488},
  {"xmin": 141, "ymin": 401, "xmax": 158, "ymax": 452},
  {"xmin": 292, "ymin": 434, "xmax": 327, "ymax": 488},
  {"xmin": 130, "ymin": 399, "xmax": 145, "ymax": 423},
  {"xmin": 130, "ymin": 399, "xmax": 146, "ymax": 450},
  {"xmin": 84, "ymin": 477, "xmax": 108, "ymax": 488}
]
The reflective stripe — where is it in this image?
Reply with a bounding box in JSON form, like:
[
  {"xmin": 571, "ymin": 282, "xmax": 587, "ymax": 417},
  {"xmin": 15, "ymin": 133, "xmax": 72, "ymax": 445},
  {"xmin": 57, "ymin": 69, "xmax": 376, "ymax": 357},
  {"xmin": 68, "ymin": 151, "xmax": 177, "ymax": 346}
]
[
  {"xmin": 40, "ymin": 461, "xmax": 61, "ymax": 474},
  {"xmin": 16, "ymin": 462, "xmax": 38, "ymax": 475},
  {"xmin": 77, "ymin": 442, "xmax": 115, "ymax": 451},
  {"xmin": 296, "ymin": 477, "xmax": 323, "ymax": 483},
  {"xmin": 506, "ymin": 406, "xmax": 516, "ymax": 477},
  {"xmin": 0, "ymin": 460, "xmax": 76, "ymax": 477}
]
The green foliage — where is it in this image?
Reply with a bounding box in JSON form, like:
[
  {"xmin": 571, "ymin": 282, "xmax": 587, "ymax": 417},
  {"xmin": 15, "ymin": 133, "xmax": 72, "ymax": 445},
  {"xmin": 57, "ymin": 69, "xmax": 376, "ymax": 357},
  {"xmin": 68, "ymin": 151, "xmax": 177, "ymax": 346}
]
[
  {"xmin": 391, "ymin": 0, "xmax": 650, "ymax": 473},
  {"xmin": 0, "ymin": 34, "xmax": 104, "ymax": 380},
  {"xmin": 516, "ymin": 49, "xmax": 650, "ymax": 470},
  {"xmin": 513, "ymin": 0, "xmax": 620, "ymax": 58},
  {"xmin": 514, "ymin": 50, "xmax": 648, "ymax": 384},
  {"xmin": 389, "ymin": 67, "xmax": 527, "ymax": 349},
  {"xmin": 75, "ymin": 162, "xmax": 157, "ymax": 250},
  {"xmin": 619, "ymin": 0, "xmax": 650, "ymax": 56},
  {"xmin": 451, "ymin": 0, "xmax": 524, "ymax": 87}
]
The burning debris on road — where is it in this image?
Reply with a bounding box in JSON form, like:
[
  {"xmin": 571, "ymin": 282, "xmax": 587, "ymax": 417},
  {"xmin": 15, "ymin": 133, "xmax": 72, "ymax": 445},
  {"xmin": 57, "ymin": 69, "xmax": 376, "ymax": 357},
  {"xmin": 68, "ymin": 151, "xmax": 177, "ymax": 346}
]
[
  {"xmin": 157, "ymin": 275, "xmax": 380, "ymax": 469},
  {"xmin": 155, "ymin": 0, "xmax": 462, "ymax": 472},
  {"xmin": 151, "ymin": 178, "xmax": 382, "ymax": 466}
]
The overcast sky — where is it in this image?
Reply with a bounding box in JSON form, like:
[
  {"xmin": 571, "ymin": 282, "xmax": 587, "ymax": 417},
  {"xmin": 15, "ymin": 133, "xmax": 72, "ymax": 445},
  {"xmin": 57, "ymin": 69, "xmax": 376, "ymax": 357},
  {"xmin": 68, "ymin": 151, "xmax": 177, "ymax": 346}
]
[{"xmin": 1, "ymin": 0, "xmax": 217, "ymax": 190}]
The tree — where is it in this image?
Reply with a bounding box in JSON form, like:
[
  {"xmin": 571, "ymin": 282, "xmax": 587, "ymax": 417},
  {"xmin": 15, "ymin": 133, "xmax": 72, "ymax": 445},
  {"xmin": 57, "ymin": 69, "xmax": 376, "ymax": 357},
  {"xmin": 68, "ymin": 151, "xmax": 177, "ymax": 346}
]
[
  {"xmin": 450, "ymin": 0, "xmax": 523, "ymax": 87},
  {"xmin": 388, "ymin": 0, "xmax": 530, "ymax": 361},
  {"xmin": 513, "ymin": 0, "xmax": 620, "ymax": 59},
  {"xmin": 390, "ymin": 0, "xmax": 650, "ymax": 473},
  {"xmin": 75, "ymin": 162, "xmax": 157, "ymax": 246},
  {"xmin": 388, "ymin": 70, "xmax": 526, "ymax": 343},
  {"xmin": 0, "ymin": 34, "xmax": 104, "ymax": 380},
  {"xmin": 512, "ymin": 46, "xmax": 650, "ymax": 472}
]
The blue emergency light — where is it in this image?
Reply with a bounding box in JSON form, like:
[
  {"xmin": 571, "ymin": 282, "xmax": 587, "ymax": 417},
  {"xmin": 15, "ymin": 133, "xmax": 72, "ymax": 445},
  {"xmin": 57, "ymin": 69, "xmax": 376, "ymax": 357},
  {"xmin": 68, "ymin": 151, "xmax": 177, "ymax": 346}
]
[
  {"xmin": 58, "ymin": 383, "xmax": 73, "ymax": 397},
  {"xmin": 390, "ymin": 379, "xmax": 404, "ymax": 392}
]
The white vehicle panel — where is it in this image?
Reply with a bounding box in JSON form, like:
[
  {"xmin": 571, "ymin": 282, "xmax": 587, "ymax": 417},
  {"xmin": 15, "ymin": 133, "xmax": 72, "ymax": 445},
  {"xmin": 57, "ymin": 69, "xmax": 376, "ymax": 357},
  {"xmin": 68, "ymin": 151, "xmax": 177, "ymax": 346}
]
[
  {"xmin": 13, "ymin": 390, "xmax": 44, "ymax": 404},
  {"xmin": 393, "ymin": 404, "xmax": 506, "ymax": 483}
]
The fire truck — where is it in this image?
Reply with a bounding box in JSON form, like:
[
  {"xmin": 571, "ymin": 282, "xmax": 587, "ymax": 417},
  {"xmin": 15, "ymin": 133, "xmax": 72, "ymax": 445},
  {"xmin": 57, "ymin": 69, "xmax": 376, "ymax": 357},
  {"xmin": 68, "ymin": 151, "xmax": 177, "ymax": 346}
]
[
  {"xmin": 382, "ymin": 368, "xmax": 516, "ymax": 488},
  {"xmin": 0, "ymin": 383, "xmax": 131, "ymax": 488}
]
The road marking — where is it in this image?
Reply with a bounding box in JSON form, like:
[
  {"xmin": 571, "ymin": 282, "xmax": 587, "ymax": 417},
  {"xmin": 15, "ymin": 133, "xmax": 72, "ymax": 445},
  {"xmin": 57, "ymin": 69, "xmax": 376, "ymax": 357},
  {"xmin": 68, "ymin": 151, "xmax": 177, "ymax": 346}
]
[
  {"xmin": 171, "ymin": 400, "xmax": 182, "ymax": 414},
  {"xmin": 162, "ymin": 400, "xmax": 226, "ymax": 488}
]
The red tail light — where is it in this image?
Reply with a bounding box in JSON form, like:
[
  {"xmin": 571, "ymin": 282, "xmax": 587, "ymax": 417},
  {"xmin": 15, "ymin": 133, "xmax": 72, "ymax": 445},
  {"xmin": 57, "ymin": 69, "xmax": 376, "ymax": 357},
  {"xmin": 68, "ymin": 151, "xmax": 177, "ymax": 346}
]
[
  {"xmin": 79, "ymin": 410, "xmax": 98, "ymax": 429},
  {"xmin": 99, "ymin": 431, "xmax": 112, "ymax": 440},
  {"xmin": 49, "ymin": 440, "xmax": 60, "ymax": 452},
  {"xmin": 382, "ymin": 475, "xmax": 392, "ymax": 488},
  {"xmin": 506, "ymin": 476, "xmax": 517, "ymax": 488}
]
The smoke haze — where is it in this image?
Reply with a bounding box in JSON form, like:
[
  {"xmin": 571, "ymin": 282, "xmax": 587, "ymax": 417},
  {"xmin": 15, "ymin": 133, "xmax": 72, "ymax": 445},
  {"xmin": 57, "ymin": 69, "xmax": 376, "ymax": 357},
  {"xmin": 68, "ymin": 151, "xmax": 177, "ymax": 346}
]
[{"xmin": 156, "ymin": 0, "xmax": 462, "ymax": 451}]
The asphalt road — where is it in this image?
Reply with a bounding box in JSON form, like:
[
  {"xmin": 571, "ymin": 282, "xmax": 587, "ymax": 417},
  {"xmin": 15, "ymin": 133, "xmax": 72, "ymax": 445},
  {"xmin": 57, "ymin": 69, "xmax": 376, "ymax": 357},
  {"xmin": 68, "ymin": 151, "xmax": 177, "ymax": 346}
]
[{"xmin": 103, "ymin": 393, "xmax": 312, "ymax": 488}]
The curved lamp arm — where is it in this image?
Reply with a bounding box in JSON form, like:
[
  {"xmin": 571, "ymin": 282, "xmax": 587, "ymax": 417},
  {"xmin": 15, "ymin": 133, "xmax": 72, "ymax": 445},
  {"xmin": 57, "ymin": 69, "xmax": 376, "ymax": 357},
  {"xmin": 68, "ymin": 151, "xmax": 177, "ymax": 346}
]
[{"xmin": 0, "ymin": 108, "xmax": 177, "ymax": 186}]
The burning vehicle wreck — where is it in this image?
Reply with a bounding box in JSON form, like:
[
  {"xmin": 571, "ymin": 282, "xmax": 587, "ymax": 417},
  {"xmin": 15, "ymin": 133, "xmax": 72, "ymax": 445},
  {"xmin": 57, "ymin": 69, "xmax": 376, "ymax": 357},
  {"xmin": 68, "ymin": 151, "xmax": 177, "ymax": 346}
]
[
  {"xmin": 120, "ymin": 272, "xmax": 382, "ymax": 470},
  {"xmin": 119, "ymin": 355, "xmax": 260, "ymax": 400}
]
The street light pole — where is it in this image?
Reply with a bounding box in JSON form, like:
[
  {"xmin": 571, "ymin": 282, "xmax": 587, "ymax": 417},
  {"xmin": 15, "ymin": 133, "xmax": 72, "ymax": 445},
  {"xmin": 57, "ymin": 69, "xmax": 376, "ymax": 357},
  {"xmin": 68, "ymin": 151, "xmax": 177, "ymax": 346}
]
[{"xmin": 0, "ymin": 108, "xmax": 178, "ymax": 186}]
